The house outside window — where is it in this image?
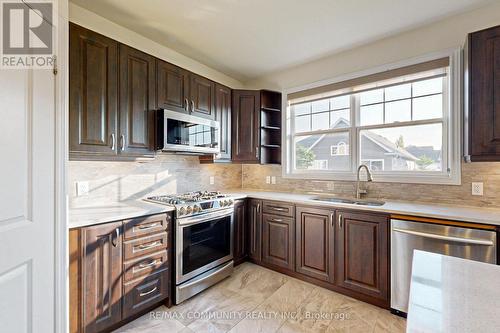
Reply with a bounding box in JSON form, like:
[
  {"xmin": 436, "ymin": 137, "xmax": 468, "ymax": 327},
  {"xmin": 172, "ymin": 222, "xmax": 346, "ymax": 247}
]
[{"xmin": 284, "ymin": 50, "xmax": 461, "ymax": 185}]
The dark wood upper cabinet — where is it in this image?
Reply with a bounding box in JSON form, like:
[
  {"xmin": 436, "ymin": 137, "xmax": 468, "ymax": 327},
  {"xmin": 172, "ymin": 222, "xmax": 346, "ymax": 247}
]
[
  {"xmin": 233, "ymin": 199, "xmax": 247, "ymax": 265},
  {"xmin": 215, "ymin": 84, "xmax": 232, "ymax": 160},
  {"xmin": 232, "ymin": 90, "xmax": 261, "ymax": 163},
  {"xmin": 119, "ymin": 44, "xmax": 156, "ymax": 157},
  {"xmin": 248, "ymin": 199, "xmax": 263, "ymax": 262},
  {"xmin": 465, "ymin": 25, "xmax": 500, "ymax": 162},
  {"xmin": 335, "ymin": 210, "xmax": 389, "ymax": 305},
  {"xmin": 262, "ymin": 213, "xmax": 294, "ymax": 271},
  {"xmin": 295, "ymin": 206, "xmax": 335, "ymax": 283},
  {"xmin": 82, "ymin": 221, "xmax": 123, "ymax": 333},
  {"xmin": 156, "ymin": 60, "xmax": 190, "ymax": 114},
  {"xmin": 189, "ymin": 73, "xmax": 216, "ymax": 119},
  {"xmin": 69, "ymin": 23, "xmax": 118, "ymax": 158}
]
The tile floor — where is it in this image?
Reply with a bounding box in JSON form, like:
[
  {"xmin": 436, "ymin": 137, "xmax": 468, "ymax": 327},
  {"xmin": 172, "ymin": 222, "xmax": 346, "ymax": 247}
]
[{"xmin": 115, "ymin": 262, "xmax": 406, "ymax": 333}]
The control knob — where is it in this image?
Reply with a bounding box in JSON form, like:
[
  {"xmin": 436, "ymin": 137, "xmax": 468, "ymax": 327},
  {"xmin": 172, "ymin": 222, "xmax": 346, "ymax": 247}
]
[
  {"xmin": 193, "ymin": 205, "xmax": 201, "ymax": 213},
  {"xmin": 186, "ymin": 206, "xmax": 193, "ymax": 214},
  {"xmin": 178, "ymin": 207, "xmax": 186, "ymax": 216}
]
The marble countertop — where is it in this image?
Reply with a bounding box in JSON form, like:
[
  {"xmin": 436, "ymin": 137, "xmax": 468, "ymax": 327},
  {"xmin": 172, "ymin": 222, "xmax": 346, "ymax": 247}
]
[
  {"xmin": 227, "ymin": 189, "xmax": 500, "ymax": 226},
  {"xmin": 407, "ymin": 250, "xmax": 500, "ymax": 332},
  {"xmin": 68, "ymin": 200, "xmax": 175, "ymax": 229}
]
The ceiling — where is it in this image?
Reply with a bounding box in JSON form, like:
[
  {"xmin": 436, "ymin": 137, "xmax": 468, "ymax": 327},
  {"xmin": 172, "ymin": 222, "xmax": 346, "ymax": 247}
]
[{"xmin": 71, "ymin": 0, "xmax": 493, "ymax": 82}]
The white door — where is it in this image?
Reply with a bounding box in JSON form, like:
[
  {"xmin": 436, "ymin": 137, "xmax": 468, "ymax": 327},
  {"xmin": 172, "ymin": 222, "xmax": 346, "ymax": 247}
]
[{"xmin": 0, "ymin": 65, "xmax": 56, "ymax": 331}]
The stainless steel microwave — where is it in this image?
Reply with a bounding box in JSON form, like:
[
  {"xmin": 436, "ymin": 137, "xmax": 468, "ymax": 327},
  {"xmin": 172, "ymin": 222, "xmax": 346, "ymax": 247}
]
[{"xmin": 155, "ymin": 109, "xmax": 220, "ymax": 155}]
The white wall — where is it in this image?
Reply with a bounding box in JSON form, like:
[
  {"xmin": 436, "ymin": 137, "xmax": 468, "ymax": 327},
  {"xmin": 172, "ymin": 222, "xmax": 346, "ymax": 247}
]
[
  {"xmin": 245, "ymin": 1, "xmax": 500, "ymax": 90},
  {"xmin": 69, "ymin": 2, "xmax": 243, "ymax": 88}
]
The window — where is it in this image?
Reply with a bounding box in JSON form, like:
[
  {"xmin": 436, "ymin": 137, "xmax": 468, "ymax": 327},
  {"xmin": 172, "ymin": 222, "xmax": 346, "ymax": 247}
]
[{"xmin": 284, "ymin": 51, "xmax": 461, "ymax": 185}]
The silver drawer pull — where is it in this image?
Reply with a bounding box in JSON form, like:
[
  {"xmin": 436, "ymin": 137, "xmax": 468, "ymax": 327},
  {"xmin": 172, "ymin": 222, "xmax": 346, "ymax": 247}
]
[
  {"xmin": 137, "ymin": 222, "xmax": 161, "ymax": 230},
  {"xmin": 134, "ymin": 259, "xmax": 160, "ymax": 273},
  {"xmin": 139, "ymin": 286, "xmax": 157, "ymax": 297},
  {"xmin": 269, "ymin": 207, "xmax": 287, "ymax": 211},
  {"xmin": 135, "ymin": 241, "xmax": 161, "ymax": 251},
  {"xmin": 270, "ymin": 218, "xmax": 283, "ymax": 222}
]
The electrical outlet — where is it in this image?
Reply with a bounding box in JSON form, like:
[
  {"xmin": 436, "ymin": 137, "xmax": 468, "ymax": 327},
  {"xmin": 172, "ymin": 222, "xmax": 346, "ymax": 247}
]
[
  {"xmin": 472, "ymin": 182, "xmax": 483, "ymax": 196},
  {"xmin": 271, "ymin": 176, "xmax": 276, "ymax": 185},
  {"xmin": 266, "ymin": 176, "xmax": 271, "ymax": 184},
  {"xmin": 209, "ymin": 176, "xmax": 215, "ymax": 185},
  {"xmin": 76, "ymin": 181, "xmax": 89, "ymax": 196}
]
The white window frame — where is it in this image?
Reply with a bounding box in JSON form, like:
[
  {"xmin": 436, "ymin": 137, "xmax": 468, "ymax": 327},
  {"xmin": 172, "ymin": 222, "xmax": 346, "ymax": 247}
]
[{"xmin": 282, "ymin": 48, "xmax": 462, "ymax": 185}]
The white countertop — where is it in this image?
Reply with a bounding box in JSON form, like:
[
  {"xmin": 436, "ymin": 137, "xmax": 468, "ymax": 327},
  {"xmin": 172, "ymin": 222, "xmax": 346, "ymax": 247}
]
[
  {"xmin": 227, "ymin": 189, "xmax": 500, "ymax": 226},
  {"xmin": 68, "ymin": 189, "xmax": 500, "ymax": 229},
  {"xmin": 68, "ymin": 200, "xmax": 174, "ymax": 229},
  {"xmin": 407, "ymin": 250, "xmax": 500, "ymax": 332}
]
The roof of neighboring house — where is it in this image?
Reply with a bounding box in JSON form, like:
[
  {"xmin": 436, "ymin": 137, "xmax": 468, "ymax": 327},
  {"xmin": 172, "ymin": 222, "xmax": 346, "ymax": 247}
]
[
  {"xmin": 406, "ymin": 145, "xmax": 442, "ymax": 161},
  {"xmin": 296, "ymin": 117, "xmax": 419, "ymax": 162}
]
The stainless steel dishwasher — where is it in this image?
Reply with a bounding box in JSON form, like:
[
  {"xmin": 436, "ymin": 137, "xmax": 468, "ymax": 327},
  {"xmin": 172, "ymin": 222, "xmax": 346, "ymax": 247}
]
[{"xmin": 390, "ymin": 219, "xmax": 497, "ymax": 314}]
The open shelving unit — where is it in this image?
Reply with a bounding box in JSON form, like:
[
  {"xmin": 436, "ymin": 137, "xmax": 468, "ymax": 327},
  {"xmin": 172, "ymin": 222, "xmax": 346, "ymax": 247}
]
[{"xmin": 260, "ymin": 90, "xmax": 282, "ymax": 164}]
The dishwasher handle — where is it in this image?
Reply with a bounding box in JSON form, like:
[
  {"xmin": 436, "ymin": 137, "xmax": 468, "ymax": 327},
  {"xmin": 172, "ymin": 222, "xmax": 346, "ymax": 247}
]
[{"xmin": 392, "ymin": 227, "xmax": 495, "ymax": 246}]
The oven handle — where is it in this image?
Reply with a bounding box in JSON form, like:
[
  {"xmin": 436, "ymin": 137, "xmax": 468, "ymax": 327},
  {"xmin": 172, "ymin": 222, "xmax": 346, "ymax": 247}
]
[{"xmin": 177, "ymin": 208, "xmax": 234, "ymax": 227}]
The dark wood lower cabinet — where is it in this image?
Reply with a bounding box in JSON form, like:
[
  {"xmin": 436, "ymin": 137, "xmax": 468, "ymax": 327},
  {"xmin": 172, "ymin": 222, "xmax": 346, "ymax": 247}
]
[
  {"xmin": 295, "ymin": 206, "xmax": 335, "ymax": 283},
  {"xmin": 335, "ymin": 210, "xmax": 389, "ymax": 305},
  {"xmin": 233, "ymin": 200, "xmax": 247, "ymax": 265},
  {"xmin": 81, "ymin": 222, "xmax": 123, "ymax": 333},
  {"xmin": 70, "ymin": 213, "xmax": 172, "ymax": 333},
  {"xmin": 262, "ymin": 214, "xmax": 294, "ymax": 271},
  {"xmin": 248, "ymin": 199, "xmax": 263, "ymax": 262}
]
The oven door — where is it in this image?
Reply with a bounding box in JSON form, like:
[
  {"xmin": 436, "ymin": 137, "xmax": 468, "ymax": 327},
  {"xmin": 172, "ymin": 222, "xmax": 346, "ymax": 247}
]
[{"xmin": 176, "ymin": 209, "xmax": 233, "ymax": 284}]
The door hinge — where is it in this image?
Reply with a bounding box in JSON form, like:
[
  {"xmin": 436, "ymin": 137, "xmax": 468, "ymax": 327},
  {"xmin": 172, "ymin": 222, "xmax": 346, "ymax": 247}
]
[{"xmin": 52, "ymin": 55, "xmax": 58, "ymax": 75}]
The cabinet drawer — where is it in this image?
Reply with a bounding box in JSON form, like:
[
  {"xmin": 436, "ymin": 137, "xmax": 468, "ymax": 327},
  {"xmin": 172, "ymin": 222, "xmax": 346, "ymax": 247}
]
[
  {"xmin": 124, "ymin": 232, "xmax": 168, "ymax": 260},
  {"xmin": 123, "ymin": 250, "xmax": 168, "ymax": 282},
  {"xmin": 123, "ymin": 271, "xmax": 169, "ymax": 318},
  {"xmin": 263, "ymin": 201, "xmax": 295, "ymax": 218},
  {"xmin": 124, "ymin": 214, "xmax": 169, "ymax": 240}
]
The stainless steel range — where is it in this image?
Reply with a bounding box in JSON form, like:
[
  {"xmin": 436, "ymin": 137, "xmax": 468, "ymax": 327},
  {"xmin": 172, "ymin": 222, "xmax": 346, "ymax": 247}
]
[{"xmin": 145, "ymin": 191, "xmax": 234, "ymax": 304}]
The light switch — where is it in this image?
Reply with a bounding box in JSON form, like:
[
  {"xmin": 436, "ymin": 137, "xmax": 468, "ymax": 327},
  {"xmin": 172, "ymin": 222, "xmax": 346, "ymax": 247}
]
[
  {"xmin": 76, "ymin": 181, "xmax": 89, "ymax": 196},
  {"xmin": 472, "ymin": 182, "xmax": 483, "ymax": 196}
]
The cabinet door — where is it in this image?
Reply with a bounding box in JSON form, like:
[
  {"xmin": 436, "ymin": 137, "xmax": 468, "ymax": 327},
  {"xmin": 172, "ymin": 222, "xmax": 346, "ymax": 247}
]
[
  {"xmin": 232, "ymin": 90, "xmax": 261, "ymax": 163},
  {"xmin": 69, "ymin": 23, "xmax": 118, "ymax": 157},
  {"xmin": 248, "ymin": 199, "xmax": 263, "ymax": 262},
  {"xmin": 156, "ymin": 60, "xmax": 189, "ymax": 113},
  {"xmin": 82, "ymin": 222, "xmax": 123, "ymax": 333},
  {"xmin": 233, "ymin": 200, "xmax": 247, "ymax": 265},
  {"xmin": 119, "ymin": 44, "xmax": 156, "ymax": 157},
  {"xmin": 467, "ymin": 25, "xmax": 500, "ymax": 161},
  {"xmin": 295, "ymin": 207, "xmax": 335, "ymax": 282},
  {"xmin": 189, "ymin": 73, "xmax": 215, "ymax": 119},
  {"xmin": 262, "ymin": 214, "xmax": 294, "ymax": 271},
  {"xmin": 336, "ymin": 210, "xmax": 389, "ymax": 303},
  {"xmin": 215, "ymin": 84, "xmax": 232, "ymax": 160}
]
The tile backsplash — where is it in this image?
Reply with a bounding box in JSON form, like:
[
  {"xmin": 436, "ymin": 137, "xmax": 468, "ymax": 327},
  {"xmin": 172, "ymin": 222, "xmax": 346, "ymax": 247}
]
[
  {"xmin": 68, "ymin": 155, "xmax": 241, "ymax": 207},
  {"xmin": 242, "ymin": 163, "xmax": 500, "ymax": 208},
  {"xmin": 70, "ymin": 156, "xmax": 500, "ymax": 208}
]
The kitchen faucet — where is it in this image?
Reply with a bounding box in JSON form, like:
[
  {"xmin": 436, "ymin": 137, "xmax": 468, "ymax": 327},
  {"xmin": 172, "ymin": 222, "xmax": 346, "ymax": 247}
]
[{"xmin": 356, "ymin": 164, "xmax": 373, "ymax": 199}]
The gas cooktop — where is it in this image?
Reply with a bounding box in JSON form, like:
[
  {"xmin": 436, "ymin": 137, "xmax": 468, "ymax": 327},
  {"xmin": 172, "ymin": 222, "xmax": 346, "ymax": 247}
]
[{"xmin": 145, "ymin": 191, "xmax": 234, "ymax": 217}]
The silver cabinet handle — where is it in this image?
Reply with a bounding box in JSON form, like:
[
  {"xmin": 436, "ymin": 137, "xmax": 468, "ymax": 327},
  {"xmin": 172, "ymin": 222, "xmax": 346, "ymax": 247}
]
[
  {"xmin": 392, "ymin": 228, "xmax": 494, "ymax": 246},
  {"xmin": 191, "ymin": 100, "xmax": 195, "ymax": 112},
  {"xmin": 110, "ymin": 133, "xmax": 116, "ymax": 151},
  {"xmin": 139, "ymin": 286, "xmax": 157, "ymax": 297},
  {"xmin": 338, "ymin": 214, "xmax": 343, "ymax": 229},
  {"xmin": 133, "ymin": 259, "xmax": 161, "ymax": 273},
  {"xmin": 256, "ymin": 147, "xmax": 259, "ymax": 159},
  {"xmin": 269, "ymin": 218, "xmax": 283, "ymax": 222},
  {"xmin": 269, "ymin": 206, "xmax": 286, "ymax": 211},
  {"xmin": 135, "ymin": 241, "xmax": 161, "ymax": 251},
  {"xmin": 120, "ymin": 134, "xmax": 125, "ymax": 151},
  {"xmin": 184, "ymin": 98, "xmax": 189, "ymax": 112},
  {"xmin": 136, "ymin": 222, "xmax": 161, "ymax": 230},
  {"xmin": 112, "ymin": 228, "xmax": 119, "ymax": 247},
  {"xmin": 256, "ymin": 204, "xmax": 260, "ymax": 213},
  {"xmin": 330, "ymin": 213, "xmax": 334, "ymax": 227}
]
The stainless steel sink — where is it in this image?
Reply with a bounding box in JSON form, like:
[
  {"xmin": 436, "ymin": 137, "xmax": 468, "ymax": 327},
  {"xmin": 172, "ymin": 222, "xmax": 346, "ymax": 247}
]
[{"xmin": 313, "ymin": 197, "xmax": 385, "ymax": 207}]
